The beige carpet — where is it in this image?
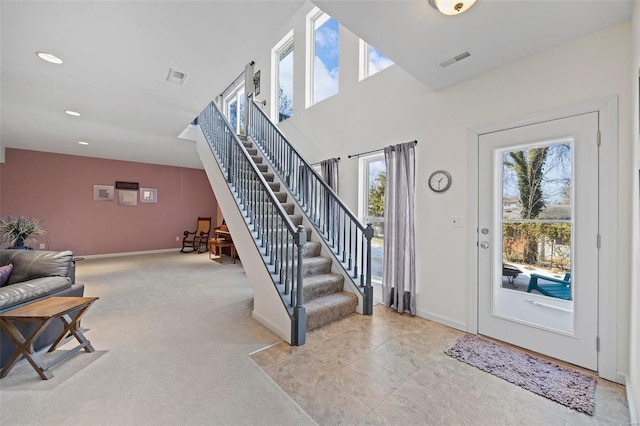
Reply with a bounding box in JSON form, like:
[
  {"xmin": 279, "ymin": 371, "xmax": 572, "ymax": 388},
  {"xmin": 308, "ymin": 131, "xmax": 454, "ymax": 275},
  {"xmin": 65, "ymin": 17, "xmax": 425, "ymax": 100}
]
[{"xmin": 0, "ymin": 252, "xmax": 315, "ymax": 426}]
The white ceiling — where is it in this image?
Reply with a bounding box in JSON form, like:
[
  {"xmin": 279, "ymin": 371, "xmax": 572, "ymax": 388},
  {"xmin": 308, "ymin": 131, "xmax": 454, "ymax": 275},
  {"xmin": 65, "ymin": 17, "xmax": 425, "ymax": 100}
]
[
  {"xmin": 315, "ymin": 0, "xmax": 633, "ymax": 91},
  {"xmin": 1, "ymin": 1, "xmax": 634, "ymax": 169}
]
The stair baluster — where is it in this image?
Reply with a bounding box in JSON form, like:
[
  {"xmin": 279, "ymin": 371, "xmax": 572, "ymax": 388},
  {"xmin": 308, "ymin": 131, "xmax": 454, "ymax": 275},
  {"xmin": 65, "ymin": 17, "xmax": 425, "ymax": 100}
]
[{"xmin": 247, "ymin": 94, "xmax": 373, "ymax": 316}]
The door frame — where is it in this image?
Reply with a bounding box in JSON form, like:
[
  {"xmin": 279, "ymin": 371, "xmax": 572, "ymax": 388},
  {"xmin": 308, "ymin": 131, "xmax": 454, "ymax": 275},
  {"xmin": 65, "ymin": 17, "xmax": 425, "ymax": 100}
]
[{"xmin": 467, "ymin": 96, "xmax": 620, "ymax": 382}]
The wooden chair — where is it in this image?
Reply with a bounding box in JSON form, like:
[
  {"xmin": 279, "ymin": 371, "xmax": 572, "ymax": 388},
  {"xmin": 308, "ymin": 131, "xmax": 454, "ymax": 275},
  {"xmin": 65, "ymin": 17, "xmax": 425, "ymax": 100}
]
[{"xmin": 180, "ymin": 217, "xmax": 211, "ymax": 253}]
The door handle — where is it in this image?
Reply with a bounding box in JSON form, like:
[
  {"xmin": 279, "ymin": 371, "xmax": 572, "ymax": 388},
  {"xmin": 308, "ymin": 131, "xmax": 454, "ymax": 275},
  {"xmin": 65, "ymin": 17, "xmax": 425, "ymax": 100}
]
[{"xmin": 480, "ymin": 241, "xmax": 490, "ymax": 249}]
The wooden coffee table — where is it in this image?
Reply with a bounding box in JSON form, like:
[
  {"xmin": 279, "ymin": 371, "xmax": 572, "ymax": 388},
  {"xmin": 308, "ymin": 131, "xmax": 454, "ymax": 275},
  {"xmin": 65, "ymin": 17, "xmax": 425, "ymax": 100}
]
[{"xmin": 0, "ymin": 296, "xmax": 98, "ymax": 380}]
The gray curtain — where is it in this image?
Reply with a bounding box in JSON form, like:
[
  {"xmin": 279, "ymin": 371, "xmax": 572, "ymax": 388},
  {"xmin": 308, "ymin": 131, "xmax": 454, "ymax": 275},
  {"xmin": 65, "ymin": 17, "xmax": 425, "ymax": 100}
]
[
  {"xmin": 382, "ymin": 141, "xmax": 416, "ymax": 315},
  {"xmin": 320, "ymin": 158, "xmax": 340, "ymax": 193},
  {"xmin": 321, "ymin": 158, "xmax": 340, "ymax": 237}
]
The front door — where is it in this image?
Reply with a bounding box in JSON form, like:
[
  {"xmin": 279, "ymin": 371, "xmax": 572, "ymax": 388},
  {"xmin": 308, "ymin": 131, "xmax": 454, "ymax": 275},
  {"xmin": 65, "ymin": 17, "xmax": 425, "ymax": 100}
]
[{"xmin": 478, "ymin": 112, "xmax": 599, "ymax": 370}]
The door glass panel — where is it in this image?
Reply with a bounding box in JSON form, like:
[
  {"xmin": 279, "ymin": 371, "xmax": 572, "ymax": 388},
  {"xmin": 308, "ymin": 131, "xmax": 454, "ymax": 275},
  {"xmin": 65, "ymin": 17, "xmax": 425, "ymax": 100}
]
[
  {"xmin": 228, "ymin": 100, "xmax": 238, "ymax": 132},
  {"xmin": 364, "ymin": 156, "xmax": 385, "ymax": 280},
  {"xmin": 495, "ymin": 140, "xmax": 574, "ymax": 333}
]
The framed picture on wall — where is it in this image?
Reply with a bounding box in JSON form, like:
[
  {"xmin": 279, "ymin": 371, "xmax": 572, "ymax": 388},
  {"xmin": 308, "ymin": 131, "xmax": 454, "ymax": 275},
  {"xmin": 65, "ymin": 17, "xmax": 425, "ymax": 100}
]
[
  {"xmin": 140, "ymin": 188, "xmax": 157, "ymax": 203},
  {"xmin": 118, "ymin": 190, "xmax": 138, "ymax": 206},
  {"xmin": 93, "ymin": 185, "xmax": 114, "ymax": 201}
]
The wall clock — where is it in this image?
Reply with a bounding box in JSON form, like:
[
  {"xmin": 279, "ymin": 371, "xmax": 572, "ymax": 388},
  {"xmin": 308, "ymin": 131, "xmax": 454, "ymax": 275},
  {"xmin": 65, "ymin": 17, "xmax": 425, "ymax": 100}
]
[{"xmin": 428, "ymin": 170, "xmax": 452, "ymax": 193}]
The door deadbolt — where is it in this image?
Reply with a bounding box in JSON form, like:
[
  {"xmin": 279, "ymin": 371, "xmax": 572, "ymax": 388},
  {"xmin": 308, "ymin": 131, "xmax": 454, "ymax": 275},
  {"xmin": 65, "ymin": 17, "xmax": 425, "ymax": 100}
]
[{"xmin": 481, "ymin": 228, "xmax": 489, "ymax": 235}]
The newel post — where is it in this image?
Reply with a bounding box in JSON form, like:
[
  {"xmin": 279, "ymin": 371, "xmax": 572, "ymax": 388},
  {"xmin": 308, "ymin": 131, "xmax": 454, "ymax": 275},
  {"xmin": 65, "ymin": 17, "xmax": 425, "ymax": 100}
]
[
  {"xmin": 292, "ymin": 225, "xmax": 307, "ymax": 345},
  {"xmin": 363, "ymin": 223, "xmax": 374, "ymax": 315}
]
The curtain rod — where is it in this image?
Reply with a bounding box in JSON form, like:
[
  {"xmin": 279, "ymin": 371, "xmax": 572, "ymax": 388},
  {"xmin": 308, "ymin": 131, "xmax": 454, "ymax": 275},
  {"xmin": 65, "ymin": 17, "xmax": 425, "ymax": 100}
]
[
  {"xmin": 310, "ymin": 157, "xmax": 341, "ymax": 166},
  {"xmin": 219, "ymin": 61, "xmax": 255, "ymax": 98},
  {"xmin": 347, "ymin": 140, "xmax": 417, "ymax": 159}
]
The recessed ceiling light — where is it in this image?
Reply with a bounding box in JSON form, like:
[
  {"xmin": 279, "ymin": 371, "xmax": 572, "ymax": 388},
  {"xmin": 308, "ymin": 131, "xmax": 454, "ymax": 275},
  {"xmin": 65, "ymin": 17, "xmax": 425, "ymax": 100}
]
[
  {"xmin": 36, "ymin": 51, "xmax": 63, "ymax": 64},
  {"xmin": 65, "ymin": 110, "xmax": 81, "ymax": 117},
  {"xmin": 78, "ymin": 141, "xmax": 90, "ymax": 146}
]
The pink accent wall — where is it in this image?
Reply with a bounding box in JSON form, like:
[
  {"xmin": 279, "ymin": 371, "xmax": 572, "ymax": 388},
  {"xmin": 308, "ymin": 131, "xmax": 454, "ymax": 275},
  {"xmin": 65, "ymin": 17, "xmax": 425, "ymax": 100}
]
[{"xmin": 0, "ymin": 149, "xmax": 217, "ymax": 255}]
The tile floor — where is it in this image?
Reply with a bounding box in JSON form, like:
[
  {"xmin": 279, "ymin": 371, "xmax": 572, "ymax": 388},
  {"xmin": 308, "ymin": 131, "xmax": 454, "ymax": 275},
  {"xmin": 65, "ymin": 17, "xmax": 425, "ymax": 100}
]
[{"xmin": 251, "ymin": 305, "xmax": 629, "ymax": 425}]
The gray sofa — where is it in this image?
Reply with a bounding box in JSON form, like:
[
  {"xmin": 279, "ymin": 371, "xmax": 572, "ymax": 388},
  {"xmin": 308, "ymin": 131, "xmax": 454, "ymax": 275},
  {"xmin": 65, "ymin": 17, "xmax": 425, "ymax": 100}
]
[{"xmin": 0, "ymin": 249, "xmax": 85, "ymax": 367}]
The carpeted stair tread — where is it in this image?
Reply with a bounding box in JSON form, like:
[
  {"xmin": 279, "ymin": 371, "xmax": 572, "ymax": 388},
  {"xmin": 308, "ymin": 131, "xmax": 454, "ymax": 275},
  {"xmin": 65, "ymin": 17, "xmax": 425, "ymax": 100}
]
[
  {"xmin": 281, "ymin": 203, "xmax": 295, "ymax": 214},
  {"xmin": 289, "ymin": 214, "xmax": 303, "ymax": 226},
  {"xmin": 242, "ymin": 141, "xmax": 253, "ymax": 148},
  {"xmin": 303, "ymin": 256, "xmax": 332, "ymax": 276},
  {"xmin": 303, "ymin": 273, "xmax": 345, "ymax": 301},
  {"xmin": 306, "ymin": 292, "xmax": 358, "ymax": 331},
  {"xmin": 262, "ymin": 172, "xmax": 274, "ymax": 182},
  {"xmin": 246, "ymin": 148, "xmax": 258, "ymax": 156},
  {"xmin": 303, "ymin": 241, "xmax": 322, "ymax": 257},
  {"xmin": 251, "ymin": 156, "xmax": 263, "ymax": 164},
  {"xmin": 268, "ymin": 182, "xmax": 280, "ymax": 192},
  {"xmin": 257, "ymin": 164, "xmax": 269, "ymax": 172},
  {"xmin": 273, "ymin": 241, "xmax": 321, "ymax": 258},
  {"xmin": 274, "ymin": 192, "xmax": 287, "ymax": 203}
]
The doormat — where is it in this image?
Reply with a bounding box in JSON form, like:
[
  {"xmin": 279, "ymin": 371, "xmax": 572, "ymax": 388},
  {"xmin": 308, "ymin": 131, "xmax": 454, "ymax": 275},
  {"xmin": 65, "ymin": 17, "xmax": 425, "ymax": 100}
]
[{"xmin": 445, "ymin": 334, "xmax": 596, "ymax": 415}]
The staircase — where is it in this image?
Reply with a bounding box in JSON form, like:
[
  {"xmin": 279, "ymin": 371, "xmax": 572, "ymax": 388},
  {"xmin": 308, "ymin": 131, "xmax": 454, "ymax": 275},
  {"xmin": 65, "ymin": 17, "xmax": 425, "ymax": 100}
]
[
  {"xmin": 239, "ymin": 136, "xmax": 358, "ymax": 330},
  {"xmin": 196, "ymin": 97, "xmax": 373, "ymax": 345}
]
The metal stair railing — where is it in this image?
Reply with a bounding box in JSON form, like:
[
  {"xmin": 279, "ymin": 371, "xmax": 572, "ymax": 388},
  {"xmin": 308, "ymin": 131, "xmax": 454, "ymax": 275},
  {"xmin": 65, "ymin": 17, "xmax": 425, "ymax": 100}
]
[
  {"xmin": 198, "ymin": 101, "xmax": 308, "ymax": 345},
  {"xmin": 247, "ymin": 94, "xmax": 374, "ymax": 315}
]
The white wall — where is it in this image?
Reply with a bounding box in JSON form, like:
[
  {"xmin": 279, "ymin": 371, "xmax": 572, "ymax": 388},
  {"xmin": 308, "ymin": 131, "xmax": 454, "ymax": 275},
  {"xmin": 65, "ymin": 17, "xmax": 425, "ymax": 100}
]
[
  {"xmin": 248, "ymin": 4, "xmax": 633, "ymax": 378},
  {"xmin": 628, "ymin": 1, "xmax": 640, "ymax": 422}
]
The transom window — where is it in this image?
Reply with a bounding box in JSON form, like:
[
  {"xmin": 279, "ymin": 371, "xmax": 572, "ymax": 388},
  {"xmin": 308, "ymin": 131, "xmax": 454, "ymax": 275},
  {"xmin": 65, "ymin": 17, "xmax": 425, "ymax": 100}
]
[
  {"xmin": 359, "ymin": 40, "xmax": 394, "ymax": 81},
  {"xmin": 306, "ymin": 8, "xmax": 339, "ymax": 107},
  {"xmin": 272, "ymin": 31, "xmax": 294, "ymax": 122}
]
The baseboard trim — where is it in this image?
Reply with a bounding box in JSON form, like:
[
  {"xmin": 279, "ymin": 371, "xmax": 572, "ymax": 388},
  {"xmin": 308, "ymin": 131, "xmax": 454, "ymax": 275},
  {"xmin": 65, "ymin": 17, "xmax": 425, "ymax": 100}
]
[
  {"xmin": 415, "ymin": 309, "xmax": 467, "ymax": 332},
  {"xmin": 373, "ymin": 293, "xmax": 467, "ymax": 332},
  {"xmin": 80, "ymin": 248, "xmax": 179, "ymax": 259},
  {"xmin": 623, "ymin": 374, "xmax": 639, "ymax": 426},
  {"xmin": 252, "ymin": 310, "xmax": 291, "ymax": 344}
]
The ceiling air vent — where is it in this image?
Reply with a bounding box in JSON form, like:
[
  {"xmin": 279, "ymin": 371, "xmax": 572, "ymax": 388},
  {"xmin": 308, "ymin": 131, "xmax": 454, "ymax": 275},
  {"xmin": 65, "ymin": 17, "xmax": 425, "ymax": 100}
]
[
  {"xmin": 440, "ymin": 51, "xmax": 471, "ymax": 68},
  {"xmin": 167, "ymin": 68, "xmax": 187, "ymax": 85}
]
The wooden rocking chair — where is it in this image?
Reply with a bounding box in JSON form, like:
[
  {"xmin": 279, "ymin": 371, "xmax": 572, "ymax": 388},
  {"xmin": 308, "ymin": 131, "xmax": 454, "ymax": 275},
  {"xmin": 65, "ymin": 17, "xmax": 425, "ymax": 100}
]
[{"xmin": 181, "ymin": 217, "xmax": 211, "ymax": 253}]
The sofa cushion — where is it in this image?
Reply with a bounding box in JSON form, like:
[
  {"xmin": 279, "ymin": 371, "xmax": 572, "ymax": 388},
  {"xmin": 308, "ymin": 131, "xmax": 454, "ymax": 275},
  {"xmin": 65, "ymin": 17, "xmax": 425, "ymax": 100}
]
[
  {"xmin": 1, "ymin": 250, "xmax": 73, "ymax": 286},
  {"xmin": 0, "ymin": 276, "xmax": 72, "ymax": 310},
  {"xmin": 0, "ymin": 264, "xmax": 12, "ymax": 287}
]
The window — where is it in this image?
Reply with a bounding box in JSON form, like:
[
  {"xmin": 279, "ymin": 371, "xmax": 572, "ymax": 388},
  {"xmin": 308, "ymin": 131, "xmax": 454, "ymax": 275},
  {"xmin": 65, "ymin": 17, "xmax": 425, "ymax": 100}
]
[
  {"xmin": 306, "ymin": 8, "xmax": 339, "ymax": 107},
  {"xmin": 359, "ymin": 153, "xmax": 386, "ymax": 281},
  {"xmin": 224, "ymin": 84, "xmax": 245, "ymax": 135},
  {"xmin": 272, "ymin": 31, "xmax": 294, "ymax": 123},
  {"xmin": 359, "ymin": 40, "xmax": 394, "ymax": 81}
]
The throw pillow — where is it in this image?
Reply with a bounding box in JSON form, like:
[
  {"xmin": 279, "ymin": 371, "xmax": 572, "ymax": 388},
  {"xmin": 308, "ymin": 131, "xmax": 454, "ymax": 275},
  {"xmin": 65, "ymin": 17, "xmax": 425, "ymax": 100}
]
[{"xmin": 0, "ymin": 263, "xmax": 13, "ymax": 287}]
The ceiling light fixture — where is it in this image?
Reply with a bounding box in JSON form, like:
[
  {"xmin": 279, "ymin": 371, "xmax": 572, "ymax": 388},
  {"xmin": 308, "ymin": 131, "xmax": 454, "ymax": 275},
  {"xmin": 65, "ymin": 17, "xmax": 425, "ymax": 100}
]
[
  {"xmin": 428, "ymin": 0, "xmax": 476, "ymax": 15},
  {"xmin": 36, "ymin": 51, "xmax": 63, "ymax": 64},
  {"xmin": 65, "ymin": 110, "xmax": 81, "ymax": 117},
  {"xmin": 78, "ymin": 141, "xmax": 90, "ymax": 146}
]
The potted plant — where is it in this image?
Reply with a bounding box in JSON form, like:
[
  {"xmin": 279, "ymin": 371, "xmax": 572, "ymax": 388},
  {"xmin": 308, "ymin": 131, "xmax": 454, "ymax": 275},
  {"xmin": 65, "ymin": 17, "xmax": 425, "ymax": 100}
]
[{"xmin": 0, "ymin": 216, "xmax": 47, "ymax": 250}]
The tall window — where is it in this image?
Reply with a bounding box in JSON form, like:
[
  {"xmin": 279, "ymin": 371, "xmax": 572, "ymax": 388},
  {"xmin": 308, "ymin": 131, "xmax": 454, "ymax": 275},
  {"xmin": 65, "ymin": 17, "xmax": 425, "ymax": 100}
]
[
  {"xmin": 360, "ymin": 153, "xmax": 386, "ymax": 281},
  {"xmin": 306, "ymin": 8, "xmax": 339, "ymax": 107},
  {"xmin": 359, "ymin": 40, "xmax": 394, "ymax": 81},
  {"xmin": 272, "ymin": 31, "xmax": 294, "ymax": 123},
  {"xmin": 224, "ymin": 85, "xmax": 245, "ymax": 135}
]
